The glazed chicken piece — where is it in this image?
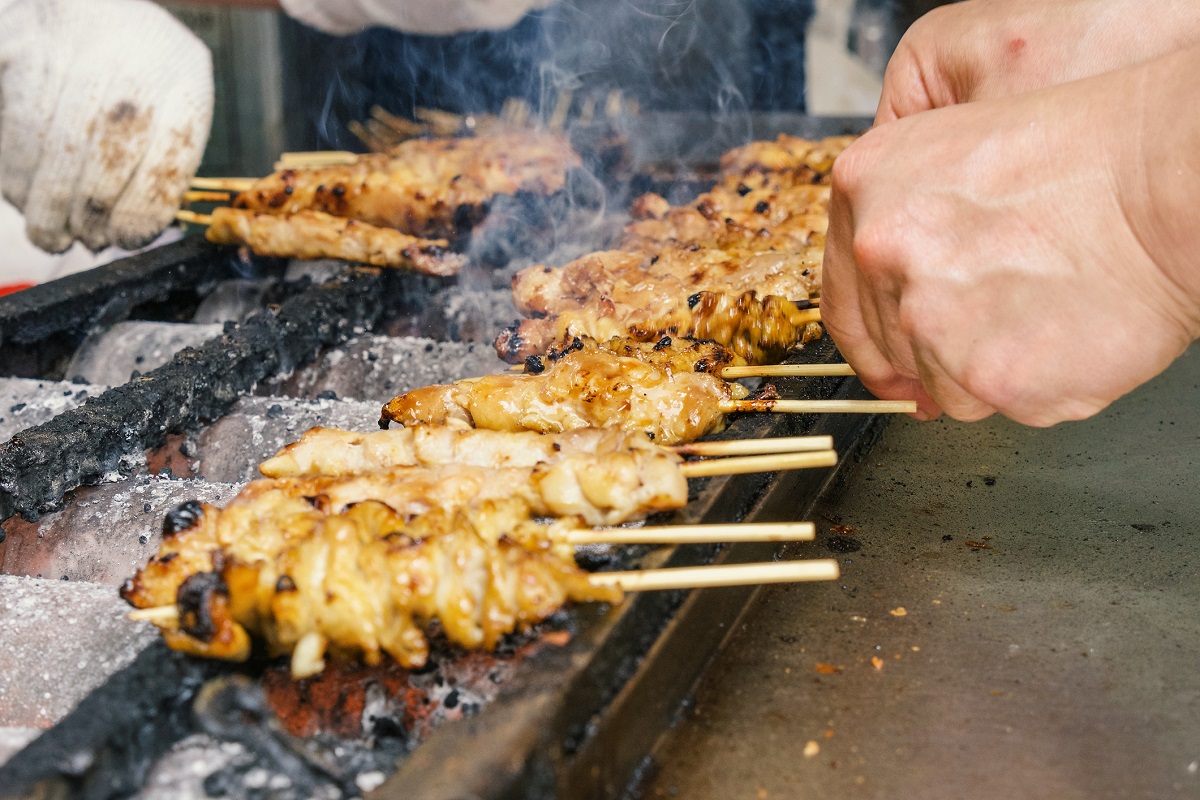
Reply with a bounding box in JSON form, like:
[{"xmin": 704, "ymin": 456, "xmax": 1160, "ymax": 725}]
[
  {"xmin": 259, "ymin": 421, "xmax": 661, "ymax": 479},
  {"xmin": 496, "ymin": 290, "xmax": 821, "ymax": 366},
  {"xmin": 120, "ymin": 488, "xmax": 325, "ymax": 611},
  {"xmin": 205, "ymin": 208, "xmax": 467, "ymax": 276},
  {"xmin": 383, "ymin": 346, "xmax": 750, "ymax": 445},
  {"xmin": 125, "ymin": 447, "xmax": 684, "ymax": 618},
  {"xmin": 510, "ymin": 245, "xmax": 821, "ymax": 320},
  {"xmin": 520, "ymin": 334, "xmax": 745, "ymax": 376},
  {"xmin": 622, "ymin": 181, "xmax": 831, "ymax": 255},
  {"xmin": 147, "ymin": 504, "xmax": 620, "ymax": 675},
  {"xmin": 266, "ymin": 447, "xmax": 689, "ymax": 527},
  {"xmin": 716, "ymin": 134, "xmax": 856, "ymax": 187},
  {"xmin": 230, "ymin": 132, "xmax": 582, "ymax": 239}
]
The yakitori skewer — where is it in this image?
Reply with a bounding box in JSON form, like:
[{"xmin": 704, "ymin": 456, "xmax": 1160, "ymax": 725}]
[
  {"xmin": 129, "ymin": 557, "xmax": 838, "ymax": 628},
  {"xmin": 175, "ymin": 209, "xmax": 211, "ymax": 225}
]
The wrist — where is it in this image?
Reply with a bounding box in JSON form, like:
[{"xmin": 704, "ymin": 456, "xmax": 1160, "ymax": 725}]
[{"xmin": 1120, "ymin": 45, "xmax": 1200, "ymax": 337}]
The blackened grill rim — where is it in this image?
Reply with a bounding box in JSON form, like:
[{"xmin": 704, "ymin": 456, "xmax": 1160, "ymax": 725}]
[{"xmin": 0, "ymin": 267, "xmax": 384, "ymax": 525}]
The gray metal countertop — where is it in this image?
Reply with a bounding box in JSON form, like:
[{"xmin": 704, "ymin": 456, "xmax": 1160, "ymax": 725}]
[{"xmin": 644, "ymin": 345, "xmax": 1199, "ymax": 799}]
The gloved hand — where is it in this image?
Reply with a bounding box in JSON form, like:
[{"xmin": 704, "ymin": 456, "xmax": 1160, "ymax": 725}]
[
  {"xmin": 0, "ymin": 0, "xmax": 213, "ymax": 253},
  {"xmin": 281, "ymin": 0, "xmax": 557, "ymax": 36}
]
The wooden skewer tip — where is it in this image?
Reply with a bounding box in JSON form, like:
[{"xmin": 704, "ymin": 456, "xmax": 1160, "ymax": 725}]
[
  {"xmin": 679, "ymin": 450, "xmax": 837, "ymax": 479},
  {"xmin": 567, "ymin": 521, "xmax": 816, "ymax": 545},
  {"xmin": 588, "ymin": 559, "xmax": 839, "ymax": 591}
]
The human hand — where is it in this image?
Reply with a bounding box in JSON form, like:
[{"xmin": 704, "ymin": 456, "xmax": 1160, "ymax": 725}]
[
  {"xmin": 879, "ymin": 0, "xmax": 1200, "ymax": 122},
  {"xmin": 0, "ymin": 0, "xmax": 213, "ymax": 253},
  {"xmin": 823, "ymin": 61, "xmax": 1200, "ymax": 426}
]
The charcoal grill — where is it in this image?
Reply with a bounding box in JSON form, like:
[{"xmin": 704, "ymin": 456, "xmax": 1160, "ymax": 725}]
[{"xmin": 0, "ymin": 114, "xmax": 876, "ymax": 800}]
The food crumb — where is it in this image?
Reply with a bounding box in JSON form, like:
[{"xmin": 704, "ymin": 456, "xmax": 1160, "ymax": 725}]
[
  {"xmin": 815, "ymin": 663, "xmax": 842, "ymax": 675},
  {"xmin": 911, "ymin": 646, "xmax": 920, "ymax": 652},
  {"xmin": 889, "ymin": 607, "xmax": 907, "ymax": 617},
  {"xmin": 757, "ymin": 788, "xmax": 768, "ymax": 799},
  {"xmin": 871, "ymin": 656, "xmax": 884, "ymax": 670},
  {"xmin": 541, "ymin": 630, "xmax": 571, "ymax": 647},
  {"xmin": 824, "ymin": 729, "xmax": 835, "ymax": 738},
  {"xmin": 803, "ymin": 741, "xmax": 820, "ymax": 758}
]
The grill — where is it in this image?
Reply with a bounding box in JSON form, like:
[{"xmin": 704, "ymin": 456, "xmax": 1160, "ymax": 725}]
[{"xmin": 0, "ymin": 114, "xmax": 876, "ymax": 800}]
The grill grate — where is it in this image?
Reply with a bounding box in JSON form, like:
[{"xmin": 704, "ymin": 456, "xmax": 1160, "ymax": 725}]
[{"xmin": 0, "ymin": 115, "xmax": 878, "ymax": 800}]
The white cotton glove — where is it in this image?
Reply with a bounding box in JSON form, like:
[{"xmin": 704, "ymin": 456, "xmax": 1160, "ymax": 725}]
[
  {"xmin": 281, "ymin": 0, "xmax": 557, "ymax": 36},
  {"xmin": 0, "ymin": 0, "xmax": 213, "ymax": 253}
]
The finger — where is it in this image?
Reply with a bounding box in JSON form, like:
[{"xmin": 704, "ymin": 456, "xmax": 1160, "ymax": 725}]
[
  {"xmin": 911, "ymin": 344, "xmax": 996, "ymax": 423},
  {"xmin": 105, "ymin": 18, "xmax": 213, "ymax": 250},
  {"xmin": 822, "ymin": 180, "xmax": 936, "ymax": 418},
  {"xmin": 0, "ymin": 6, "xmax": 70, "ymax": 214}
]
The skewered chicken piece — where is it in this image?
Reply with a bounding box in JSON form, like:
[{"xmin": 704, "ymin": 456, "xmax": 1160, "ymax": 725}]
[
  {"xmin": 148, "ymin": 502, "xmax": 620, "ymax": 673},
  {"xmin": 229, "ymin": 132, "xmax": 581, "ymax": 239},
  {"xmin": 521, "ymin": 334, "xmax": 745, "ymax": 376},
  {"xmin": 716, "ymin": 134, "xmax": 856, "ymax": 187},
  {"xmin": 205, "ymin": 208, "xmax": 467, "ymax": 276},
  {"xmin": 510, "ymin": 245, "xmax": 821, "ymax": 321},
  {"xmin": 383, "ymin": 346, "xmax": 750, "ymax": 445},
  {"xmin": 496, "ymin": 289, "xmax": 821, "ymax": 366},
  {"xmin": 266, "ymin": 447, "xmax": 688, "ymax": 526},
  {"xmin": 622, "ymin": 182, "xmax": 830, "ymax": 255},
  {"xmin": 259, "ymin": 421, "xmax": 662, "ymax": 479}
]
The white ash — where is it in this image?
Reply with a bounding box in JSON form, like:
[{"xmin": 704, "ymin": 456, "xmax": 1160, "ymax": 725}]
[
  {"xmin": 0, "ymin": 726, "xmax": 39, "ymax": 768},
  {"xmin": 0, "ymin": 576, "xmax": 158, "ymax": 729},
  {"xmin": 134, "ymin": 734, "xmax": 247, "ymax": 800},
  {"xmin": 0, "ymin": 378, "xmax": 108, "ymax": 444},
  {"xmin": 1, "ymin": 476, "xmax": 243, "ymax": 586},
  {"xmin": 65, "ymin": 321, "xmax": 224, "ymax": 387},
  {"xmin": 283, "ymin": 259, "xmax": 345, "ymax": 284},
  {"xmin": 192, "ymin": 397, "xmax": 383, "ymax": 484},
  {"xmin": 191, "ymin": 280, "xmax": 271, "ymax": 325},
  {"xmin": 273, "ymin": 335, "xmax": 507, "ymax": 403}
]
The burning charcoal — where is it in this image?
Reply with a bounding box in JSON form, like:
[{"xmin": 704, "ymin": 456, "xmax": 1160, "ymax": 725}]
[
  {"xmin": 1, "ymin": 477, "xmax": 241, "ymax": 586},
  {"xmin": 273, "ymin": 335, "xmax": 507, "ymax": 403},
  {"xmin": 0, "ymin": 575, "xmax": 158, "ymax": 728},
  {"xmin": 185, "ymin": 396, "xmax": 382, "ymax": 484},
  {"xmin": 191, "ymin": 280, "xmax": 272, "ymax": 325},
  {"xmin": 284, "ymin": 259, "xmax": 345, "ymax": 284},
  {"xmin": 0, "ymin": 378, "xmax": 109, "ymax": 444},
  {"xmin": 65, "ymin": 321, "xmax": 224, "ymax": 387}
]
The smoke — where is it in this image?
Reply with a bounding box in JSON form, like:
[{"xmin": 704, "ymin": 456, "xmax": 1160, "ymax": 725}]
[{"xmin": 279, "ymin": 0, "xmax": 817, "ymax": 151}]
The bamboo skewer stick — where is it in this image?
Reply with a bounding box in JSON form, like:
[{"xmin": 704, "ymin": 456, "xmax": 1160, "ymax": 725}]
[
  {"xmin": 719, "ymin": 363, "xmax": 855, "ymax": 379},
  {"xmin": 191, "ymin": 177, "xmax": 256, "ymax": 192},
  {"xmin": 567, "ymin": 522, "xmax": 815, "ymax": 545},
  {"xmin": 678, "ymin": 450, "xmax": 836, "ymax": 478},
  {"xmin": 184, "ymin": 190, "xmax": 232, "ymax": 204},
  {"xmin": 588, "ymin": 559, "xmax": 839, "ymax": 591},
  {"xmin": 670, "ymin": 435, "xmax": 833, "ymax": 457},
  {"xmin": 723, "ymin": 399, "xmax": 917, "ymax": 415},
  {"xmin": 128, "ymin": 606, "xmax": 181, "ymax": 624},
  {"xmin": 175, "ymin": 210, "xmax": 212, "ymax": 225},
  {"xmin": 275, "ymin": 151, "xmax": 358, "ymax": 169}
]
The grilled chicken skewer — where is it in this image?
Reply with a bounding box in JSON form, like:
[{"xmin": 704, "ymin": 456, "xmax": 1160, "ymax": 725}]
[
  {"xmin": 202, "ymin": 208, "xmax": 468, "ymax": 276},
  {"xmin": 384, "ymin": 346, "xmax": 749, "ymax": 445},
  {"xmin": 226, "ymin": 132, "xmax": 581, "ymax": 240},
  {"xmin": 139, "ymin": 502, "xmax": 621, "ymax": 674},
  {"xmin": 495, "ymin": 134, "xmax": 853, "ymax": 365}
]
